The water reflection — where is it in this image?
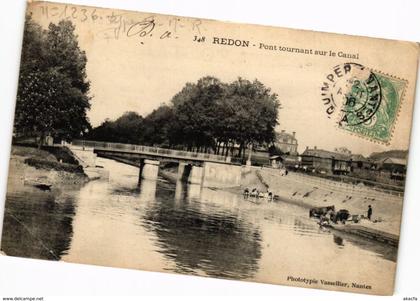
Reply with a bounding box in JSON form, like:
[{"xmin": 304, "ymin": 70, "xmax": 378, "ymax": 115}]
[
  {"xmin": 144, "ymin": 181, "xmax": 262, "ymax": 279},
  {"xmin": 175, "ymin": 180, "xmax": 202, "ymax": 201},
  {"xmin": 137, "ymin": 179, "xmax": 157, "ymax": 202},
  {"xmin": 1, "ymin": 185, "xmax": 76, "ymax": 260},
  {"xmin": 293, "ymin": 218, "xmax": 324, "ymax": 238},
  {"xmin": 1, "ymin": 157, "xmax": 399, "ymax": 293}
]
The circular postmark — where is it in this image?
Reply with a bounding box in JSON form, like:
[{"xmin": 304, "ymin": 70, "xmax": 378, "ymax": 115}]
[{"xmin": 321, "ymin": 63, "xmax": 382, "ymax": 127}]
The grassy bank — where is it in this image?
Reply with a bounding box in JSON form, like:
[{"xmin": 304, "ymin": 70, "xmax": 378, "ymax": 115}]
[
  {"xmin": 8, "ymin": 145, "xmax": 87, "ymax": 187},
  {"xmin": 24, "ymin": 157, "xmax": 84, "ymax": 174}
]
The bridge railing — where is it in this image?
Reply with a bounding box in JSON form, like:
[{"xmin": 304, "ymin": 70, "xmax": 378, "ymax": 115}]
[{"xmin": 72, "ymin": 140, "xmax": 228, "ymax": 162}]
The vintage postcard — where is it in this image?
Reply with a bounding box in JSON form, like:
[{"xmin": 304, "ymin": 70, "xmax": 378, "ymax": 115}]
[{"xmin": 1, "ymin": 0, "xmax": 419, "ymax": 295}]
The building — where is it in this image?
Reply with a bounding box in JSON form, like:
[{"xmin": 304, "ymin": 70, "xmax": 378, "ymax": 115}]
[
  {"xmin": 334, "ymin": 147, "xmax": 352, "ymax": 156},
  {"xmin": 274, "ymin": 130, "xmax": 298, "ymax": 155},
  {"xmin": 349, "ymin": 154, "xmax": 376, "ymax": 172},
  {"xmin": 301, "ymin": 146, "xmax": 352, "ymax": 175},
  {"xmin": 378, "ymin": 157, "xmax": 407, "ymax": 180},
  {"xmin": 380, "ymin": 157, "xmax": 407, "ymax": 171},
  {"xmin": 299, "ymin": 145, "xmax": 408, "ymax": 183},
  {"xmin": 270, "ymin": 154, "xmax": 301, "ymax": 169}
]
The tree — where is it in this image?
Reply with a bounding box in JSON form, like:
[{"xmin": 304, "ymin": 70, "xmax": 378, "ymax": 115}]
[
  {"xmin": 87, "ymin": 76, "xmax": 280, "ymax": 158},
  {"xmin": 45, "ymin": 20, "xmax": 90, "ymax": 94},
  {"xmin": 171, "ymin": 76, "xmax": 226, "ymax": 151},
  {"xmin": 87, "ymin": 112, "xmax": 144, "ymax": 144},
  {"xmin": 113, "ymin": 112, "xmax": 144, "ymax": 144},
  {"xmin": 170, "ymin": 76, "xmax": 280, "ymax": 156},
  {"xmin": 224, "ymin": 78, "xmax": 280, "ymax": 158},
  {"xmin": 143, "ymin": 105, "xmax": 176, "ymax": 147},
  {"xmin": 14, "ymin": 15, "xmax": 91, "ymax": 145},
  {"xmin": 16, "ymin": 68, "xmax": 90, "ymax": 143}
]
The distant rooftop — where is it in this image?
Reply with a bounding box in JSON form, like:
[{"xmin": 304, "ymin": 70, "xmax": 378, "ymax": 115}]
[
  {"xmin": 301, "ymin": 147, "xmax": 372, "ymax": 162},
  {"xmin": 275, "ymin": 130, "xmax": 297, "ymax": 141},
  {"xmin": 302, "ymin": 147, "xmax": 351, "ymax": 160},
  {"xmin": 381, "ymin": 157, "xmax": 407, "ymax": 166}
]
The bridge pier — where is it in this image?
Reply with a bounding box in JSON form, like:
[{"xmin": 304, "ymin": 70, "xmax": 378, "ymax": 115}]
[
  {"xmin": 139, "ymin": 159, "xmax": 160, "ymax": 182},
  {"xmin": 178, "ymin": 162, "xmax": 190, "ymax": 181},
  {"xmin": 175, "ymin": 180, "xmax": 202, "ymax": 201},
  {"xmin": 177, "ymin": 163, "xmax": 204, "ymax": 184}
]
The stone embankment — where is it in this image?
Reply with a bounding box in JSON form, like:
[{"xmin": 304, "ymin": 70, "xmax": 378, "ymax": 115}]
[
  {"xmin": 255, "ymin": 167, "xmax": 402, "ymax": 246},
  {"xmin": 66, "ymin": 144, "xmax": 109, "ymax": 180}
]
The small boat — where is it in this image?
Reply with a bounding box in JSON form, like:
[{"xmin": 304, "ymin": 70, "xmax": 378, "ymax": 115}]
[{"xmin": 33, "ymin": 183, "xmax": 52, "ymax": 191}]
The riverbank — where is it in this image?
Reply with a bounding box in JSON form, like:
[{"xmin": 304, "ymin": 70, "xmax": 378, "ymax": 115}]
[
  {"xmin": 257, "ymin": 167, "xmax": 403, "ymax": 240},
  {"xmin": 7, "ymin": 146, "xmax": 89, "ymax": 191}
]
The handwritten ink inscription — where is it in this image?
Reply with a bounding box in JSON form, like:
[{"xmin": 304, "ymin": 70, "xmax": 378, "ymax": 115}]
[
  {"xmin": 36, "ymin": 2, "xmax": 363, "ymax": 61},
  {"xmin": 38, "ymin": 4, "xmax": 205, "ymax": 44}
]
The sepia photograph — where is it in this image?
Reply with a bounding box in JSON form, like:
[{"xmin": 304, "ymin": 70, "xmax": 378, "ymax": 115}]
[{"xmin": 0, "ymin": 0, "xmax": 419, "ymax": 297}]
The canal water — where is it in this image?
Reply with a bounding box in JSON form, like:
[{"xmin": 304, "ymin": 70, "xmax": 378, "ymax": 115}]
[{"xmin": 1, "ymin": 157, "xmax": 397, "ymax": 293}]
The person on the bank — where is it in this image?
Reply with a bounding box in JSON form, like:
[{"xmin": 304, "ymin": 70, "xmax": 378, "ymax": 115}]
[{"xmin": 367, "ymin": 205, "xmax": 373, "ymax": 220}]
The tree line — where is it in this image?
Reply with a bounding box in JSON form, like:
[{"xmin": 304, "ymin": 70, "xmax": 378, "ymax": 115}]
[
  {"xmin": 15, "ymin": 17, "xmax": 281, "ymax": 158},
  {"xmin": 14, "ymin": 15, "xmax": 91, "ymax": 146},
  {"xmin": 88, "ymin": 76, "xmax": 281, "ymax": 159}
]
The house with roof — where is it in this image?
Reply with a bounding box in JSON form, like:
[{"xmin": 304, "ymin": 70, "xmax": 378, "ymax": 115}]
[
  {"xmin": 349, "ymin": 154, "xmax": 376, "ymax": 171},
  {"xmin": 300, "ymin": 146, "xmax": 352, "ymax": 175},
  {"xmin": 274, "ymin": 130, "xmax": 298, "ymax": 155},
  {"xmin": 378, "ymin": 157, "xmax": 407, "ymax": 180},
  {"xmin": 380, "ymin": 157, "xmax": 407, "ymax": 170},
  {"xmin": 269, "ymin": 130, "xmax": 300, "ymax": 168}
]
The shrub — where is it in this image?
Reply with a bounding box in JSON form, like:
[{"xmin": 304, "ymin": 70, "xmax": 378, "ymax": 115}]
[{"xmin": 24, "ymin": 157, "xmax": 84, "ymax": 174}]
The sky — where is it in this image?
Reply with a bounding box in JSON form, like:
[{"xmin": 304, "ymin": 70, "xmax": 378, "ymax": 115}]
[{"xmin": 27, "ymin": 2, "xmax": 418, "ymax": 156}]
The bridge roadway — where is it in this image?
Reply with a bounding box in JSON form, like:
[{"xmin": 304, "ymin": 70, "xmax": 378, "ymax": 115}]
[{"xmin": 73, "ymin": 140, "xmax": 230, "ymax": 164}]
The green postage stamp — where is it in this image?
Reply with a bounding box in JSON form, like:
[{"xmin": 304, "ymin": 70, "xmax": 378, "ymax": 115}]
[{"xmin": 321, "ymin": 62, "xmax": 407, "ymax": 144}]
